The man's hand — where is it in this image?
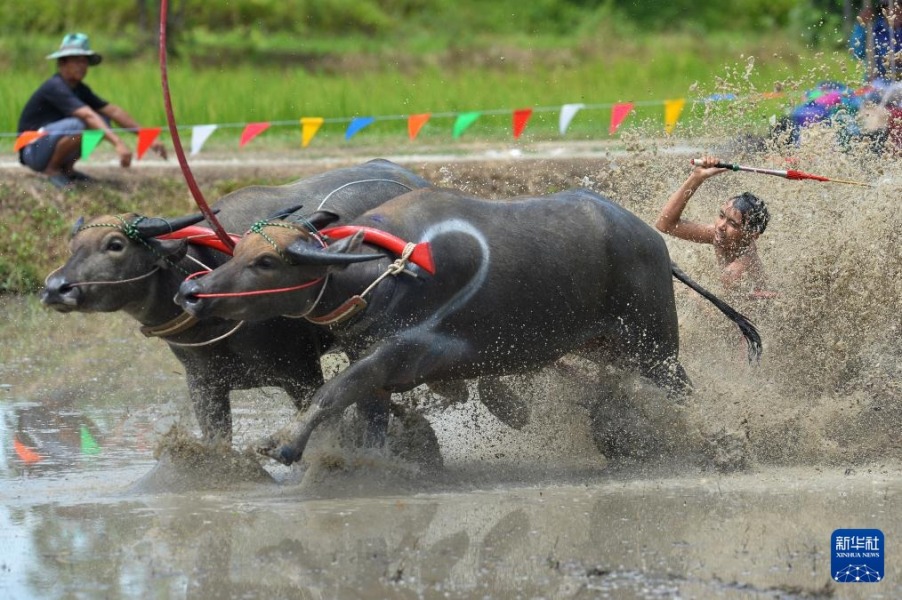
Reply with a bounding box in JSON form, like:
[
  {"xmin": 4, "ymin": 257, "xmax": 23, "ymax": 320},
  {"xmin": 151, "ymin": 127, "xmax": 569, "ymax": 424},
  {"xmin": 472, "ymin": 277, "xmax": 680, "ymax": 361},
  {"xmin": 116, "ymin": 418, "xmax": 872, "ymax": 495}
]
[
  {"xmin": 115, "ymin": 140, "xmax": 133, "ymax": 168},
  {"xmin": 150, "ymin": 141, "xmax": 167, "ymax": 160}
]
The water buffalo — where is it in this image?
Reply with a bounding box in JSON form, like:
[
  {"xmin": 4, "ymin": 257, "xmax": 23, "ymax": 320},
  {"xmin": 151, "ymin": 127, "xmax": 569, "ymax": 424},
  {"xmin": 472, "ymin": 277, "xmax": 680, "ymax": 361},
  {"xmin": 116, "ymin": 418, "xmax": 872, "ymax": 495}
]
[
  {"xmin": 176, "ymin": 186, "xmax": 761, "ymax": 466},
  {"xmin": 41, "ymin": 159, "xmax": 433, "ymax": 445}
]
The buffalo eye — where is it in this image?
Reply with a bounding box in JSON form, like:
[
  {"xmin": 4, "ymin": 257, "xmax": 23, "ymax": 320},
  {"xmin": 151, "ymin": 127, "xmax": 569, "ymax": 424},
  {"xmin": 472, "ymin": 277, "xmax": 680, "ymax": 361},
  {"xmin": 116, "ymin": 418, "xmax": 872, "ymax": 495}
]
[
  {"xmin": 104, "ymin": 237, "xmax": 127, "ymax": 253},
  {"xmin": 252, "ymin": 254, "xmax": 280, "ymax": 270}
]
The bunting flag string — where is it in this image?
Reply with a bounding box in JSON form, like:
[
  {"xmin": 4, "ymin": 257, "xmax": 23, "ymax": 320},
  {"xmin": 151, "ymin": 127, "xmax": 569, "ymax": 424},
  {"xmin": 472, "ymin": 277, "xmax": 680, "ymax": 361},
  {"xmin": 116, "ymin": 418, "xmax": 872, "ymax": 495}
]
[{"xmin": 6, "ymin": 90, "xmax": 793, "ymax": 155}]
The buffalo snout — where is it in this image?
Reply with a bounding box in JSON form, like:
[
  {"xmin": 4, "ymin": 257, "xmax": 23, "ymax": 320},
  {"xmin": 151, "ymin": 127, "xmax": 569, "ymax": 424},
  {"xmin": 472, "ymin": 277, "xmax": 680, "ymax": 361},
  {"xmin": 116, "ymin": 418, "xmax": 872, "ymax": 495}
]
[
  {"xmin": 176, "ymin": 279, "xmax": 207, "ymax": 317},
  {"xmin": 41, "ymin": 274, "xmax": 80, "ymax": 311}
]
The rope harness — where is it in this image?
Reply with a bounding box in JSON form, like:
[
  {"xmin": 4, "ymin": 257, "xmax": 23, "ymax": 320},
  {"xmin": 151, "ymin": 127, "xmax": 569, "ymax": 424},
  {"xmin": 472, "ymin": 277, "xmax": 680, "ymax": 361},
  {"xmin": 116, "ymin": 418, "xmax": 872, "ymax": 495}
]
[{"xmin": 187, "ymin": 221, "xmax": 421, "ymax": 326}]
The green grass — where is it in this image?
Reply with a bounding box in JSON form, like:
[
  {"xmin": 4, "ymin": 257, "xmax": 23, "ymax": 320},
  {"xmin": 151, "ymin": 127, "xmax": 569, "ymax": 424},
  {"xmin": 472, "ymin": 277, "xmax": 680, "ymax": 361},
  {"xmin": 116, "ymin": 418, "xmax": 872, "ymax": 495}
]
[{"xmin": 2, "ymin": 28, "xmax": 863, "ymax": 150}]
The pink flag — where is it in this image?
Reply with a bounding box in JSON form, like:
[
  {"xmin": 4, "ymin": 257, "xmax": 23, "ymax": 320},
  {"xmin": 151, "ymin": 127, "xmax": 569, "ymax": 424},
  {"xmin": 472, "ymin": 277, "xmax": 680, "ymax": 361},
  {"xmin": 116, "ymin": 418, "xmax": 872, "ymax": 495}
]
[
  {"xmin": 609, "ymin": 102, "xmax": 634, "ymax": 136},
  {"xmin": 513, "ymin": 108, "xmax": 533, "ymax": 139},
  {"xmin": 136, "ymin": 127, "xmax": 162, "ymax": 159},
  {"xmin": 239, "ymin": 122, "xmax": 270, "ymax": 147}
]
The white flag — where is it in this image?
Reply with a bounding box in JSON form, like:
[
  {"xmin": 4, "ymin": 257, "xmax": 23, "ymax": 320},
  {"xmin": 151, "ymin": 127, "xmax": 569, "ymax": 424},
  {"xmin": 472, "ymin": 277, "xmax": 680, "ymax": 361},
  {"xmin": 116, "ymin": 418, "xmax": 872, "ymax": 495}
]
[
  {"xmin": 191, "ymin": 124, "xmax": 218, "ymax": 156},
  {"xmin": 559, "ymin": 103, "xmax": 585, "ymax": 135}
]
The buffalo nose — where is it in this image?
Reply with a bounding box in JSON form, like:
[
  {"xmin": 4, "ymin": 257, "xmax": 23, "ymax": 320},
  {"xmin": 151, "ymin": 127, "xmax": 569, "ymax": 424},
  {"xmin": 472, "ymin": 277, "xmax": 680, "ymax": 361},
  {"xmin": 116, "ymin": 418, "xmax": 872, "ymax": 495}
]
[
  {"xmin": 41, "ymin": 274, "xmax": 80, "ymax": 308},
  {"xmin": 176, "ymin": 279, "xmax": 204, "ymax": 312}
]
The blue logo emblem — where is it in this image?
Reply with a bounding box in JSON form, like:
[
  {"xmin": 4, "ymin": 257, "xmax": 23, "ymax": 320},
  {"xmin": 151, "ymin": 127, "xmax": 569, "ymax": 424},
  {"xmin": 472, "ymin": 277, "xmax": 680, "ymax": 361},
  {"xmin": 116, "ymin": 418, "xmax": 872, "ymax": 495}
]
[{"xmin": 831, "ymin": 529, "xmax": 884, "ymax": 583}]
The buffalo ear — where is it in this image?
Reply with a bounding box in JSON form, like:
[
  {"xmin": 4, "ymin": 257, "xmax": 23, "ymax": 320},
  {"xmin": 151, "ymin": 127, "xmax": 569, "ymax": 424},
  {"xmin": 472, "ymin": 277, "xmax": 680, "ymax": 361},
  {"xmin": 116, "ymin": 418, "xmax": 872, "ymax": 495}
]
[{"xmin": 147, "ymin": 238, "xmax": 189, "ymax": 267}]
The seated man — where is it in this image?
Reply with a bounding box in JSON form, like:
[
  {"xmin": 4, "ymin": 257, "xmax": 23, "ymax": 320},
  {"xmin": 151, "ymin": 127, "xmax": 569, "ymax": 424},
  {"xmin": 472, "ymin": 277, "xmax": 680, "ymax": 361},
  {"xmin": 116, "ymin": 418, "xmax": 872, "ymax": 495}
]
[{"xmin": 17, "ymin": 33, "xmax": 166, "ymax": 189}]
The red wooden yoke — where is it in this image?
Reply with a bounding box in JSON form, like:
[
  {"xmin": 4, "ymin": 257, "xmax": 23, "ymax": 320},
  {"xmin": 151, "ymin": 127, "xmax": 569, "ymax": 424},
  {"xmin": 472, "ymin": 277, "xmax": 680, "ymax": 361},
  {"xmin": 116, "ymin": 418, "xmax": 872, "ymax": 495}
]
[{"xmin": 157, "ymin": 225, "xmax": 435, "ymax": 275}]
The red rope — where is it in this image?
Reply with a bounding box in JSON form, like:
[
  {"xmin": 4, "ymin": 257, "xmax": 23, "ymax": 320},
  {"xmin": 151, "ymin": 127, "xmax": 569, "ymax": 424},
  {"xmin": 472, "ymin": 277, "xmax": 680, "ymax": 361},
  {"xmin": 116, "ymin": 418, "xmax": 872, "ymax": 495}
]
[
  {"xmin": 159, "ymin": 0, "xmax": 235, "ymax": 251},
  {"xmin": 184, "ymin": 270, "xmax": 325, "ymax": 298}
]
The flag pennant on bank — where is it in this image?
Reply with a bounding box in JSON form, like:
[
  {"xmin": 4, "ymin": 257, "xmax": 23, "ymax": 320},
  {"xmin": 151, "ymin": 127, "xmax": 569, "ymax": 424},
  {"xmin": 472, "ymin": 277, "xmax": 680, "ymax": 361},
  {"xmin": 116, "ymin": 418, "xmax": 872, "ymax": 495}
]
[
  {"xmin": 240, "ymin": 122, "xmax": 270, "ymax": 147},
  {"xmin": 345, "ymin": 117, "xmax": 375, "ymax": 140},
  {"xmin": 559, "ymin": 103, "xmax": 584, "ymax": 135},
  {"xmin": 191, "ymin": 124, "xmax": 217, "ymax": 155},
  {"xmin": 453, "ymin": 112, "xmax": 481, "ymax": 139},
  {"xmin": 408, "ymin": 113, "xmax": 431, "ymax": 140},
  {"xmin": 136, "ymin": 127, "xmax": 162, "ymax": 159},
  {"xmin": 512, "ymin": 108, "xmax": 533, "ymax": 139},
  {"xmin": 14, "ymin": 130, "xmax": 46, "ymax": 152},
  {"xmin": 81, "ymin": 130, "xmax": 103, "ymax": 160},
  {"xmin": 609, "ymin": 102, "xmax": 634, "ymax": 135},
  {"xmin": 664, "ymin": 99, "xmax": 686, "ymax": 135},
  {"xmin": 300, "ymin": 117, "xmax": 324, "ymax": 147}
]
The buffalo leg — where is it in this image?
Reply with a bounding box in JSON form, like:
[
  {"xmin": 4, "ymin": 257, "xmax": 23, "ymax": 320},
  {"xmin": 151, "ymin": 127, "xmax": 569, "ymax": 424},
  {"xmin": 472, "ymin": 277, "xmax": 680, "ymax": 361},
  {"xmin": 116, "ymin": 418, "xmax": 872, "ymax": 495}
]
[
  {"xmin": 186, "ymin": 377, "xmax": 232, "ymax": 443},
  {"xmin": 258, "ymin": 338, "xmax": 457, "ymax": 466},
  {"xmin": 356, "ymin": 389, "xmax": 391, "ymax": 448}
]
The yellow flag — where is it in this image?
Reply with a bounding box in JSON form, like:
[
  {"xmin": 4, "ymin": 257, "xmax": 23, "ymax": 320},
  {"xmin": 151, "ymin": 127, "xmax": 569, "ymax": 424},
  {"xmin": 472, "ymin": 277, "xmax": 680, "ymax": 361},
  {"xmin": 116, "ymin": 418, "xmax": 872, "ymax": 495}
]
[
  {"xmin": 300, "ymin": 117, "xmax": 324, "ymax": 148},
  {"xmin": 664, "ymin": 99, "xmax": 685, "ymax": 135}
]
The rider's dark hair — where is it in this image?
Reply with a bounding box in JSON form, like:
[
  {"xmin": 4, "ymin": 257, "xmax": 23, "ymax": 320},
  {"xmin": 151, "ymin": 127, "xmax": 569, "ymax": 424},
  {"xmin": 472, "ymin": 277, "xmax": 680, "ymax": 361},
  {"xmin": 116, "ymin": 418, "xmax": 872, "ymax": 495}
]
[{"xmin": 731, "ymin": 192, "xmax": 769, "ymax": 235}]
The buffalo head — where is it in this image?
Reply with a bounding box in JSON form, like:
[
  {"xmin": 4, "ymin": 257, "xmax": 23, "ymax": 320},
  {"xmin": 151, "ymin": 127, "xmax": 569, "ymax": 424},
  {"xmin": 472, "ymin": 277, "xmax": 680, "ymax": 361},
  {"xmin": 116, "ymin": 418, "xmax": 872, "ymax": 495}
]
[
  {"xmin": 176, "ymin": 220, "xmax": 381, "ymax": 322},
  {"xmin": 41, "ymin": 211, "xmax": 207, "ymax": 313}
]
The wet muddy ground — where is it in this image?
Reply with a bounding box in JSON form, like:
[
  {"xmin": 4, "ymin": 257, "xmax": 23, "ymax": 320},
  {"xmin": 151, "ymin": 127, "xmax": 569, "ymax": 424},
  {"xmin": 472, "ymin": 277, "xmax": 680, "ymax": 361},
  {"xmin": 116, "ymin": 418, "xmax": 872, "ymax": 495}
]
[{"xmin": 1, "ymin": 140, "xmax": 900, "ymax": 598}]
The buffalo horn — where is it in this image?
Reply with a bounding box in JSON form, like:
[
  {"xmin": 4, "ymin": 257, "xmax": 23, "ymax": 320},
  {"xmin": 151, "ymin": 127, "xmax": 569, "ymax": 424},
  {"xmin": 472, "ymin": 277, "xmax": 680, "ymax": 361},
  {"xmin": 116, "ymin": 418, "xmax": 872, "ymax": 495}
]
[
  {"xmin": 135, "ymin": 209, "xmax": 220, "ymax": 238},
  {"xmin": 69, "ymin": 216, "xmax": 85, "ymax": 238},
  {"xmin": 265, "ymin": 204, "xmax": 304, "ymax": 222},
  {"xmin": 285, "ymin": 241, "xmax": 385, "ymax": 266}
]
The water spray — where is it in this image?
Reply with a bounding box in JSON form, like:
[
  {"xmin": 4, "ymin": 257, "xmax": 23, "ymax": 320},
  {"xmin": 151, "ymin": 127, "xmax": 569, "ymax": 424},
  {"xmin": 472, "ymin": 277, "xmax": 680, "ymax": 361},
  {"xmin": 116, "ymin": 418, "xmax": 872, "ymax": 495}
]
[{"xmin": 690, "ymin": 159, "xmax": 874, "ymax": 188}]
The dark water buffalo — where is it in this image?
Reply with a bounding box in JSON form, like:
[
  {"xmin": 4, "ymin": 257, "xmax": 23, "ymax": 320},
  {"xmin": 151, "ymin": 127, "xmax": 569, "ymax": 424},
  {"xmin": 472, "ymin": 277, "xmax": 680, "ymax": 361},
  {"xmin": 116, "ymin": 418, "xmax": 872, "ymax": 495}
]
[
  {"xmin": 41, "ymin": 159, "xmax": 432, "ymax": 444},
  {"xmin": 176, "ymin": 186, "xmax": 761, "ymax": 466}
]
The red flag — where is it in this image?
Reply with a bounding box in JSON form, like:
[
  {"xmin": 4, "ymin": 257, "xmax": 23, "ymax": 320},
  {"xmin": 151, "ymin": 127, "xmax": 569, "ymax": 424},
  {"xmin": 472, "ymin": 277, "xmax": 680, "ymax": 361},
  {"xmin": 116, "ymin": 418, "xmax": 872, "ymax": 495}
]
[
  {"xmin": 513, "ymin": 108, "xmax": 533, "ymax": 139},
  {"xmin": 240, "ymin": 122, "xmax": 270, "ymax": 147},
  {"xmin": 609, "ymin": 102, "xmax": 634, "ymax": 135},
  {"xmin": 408, "ymin": 113, "xmax": 431, "ymax": 140},
  {"xmin": 14, "ymin": 131, "xmax": 46, "ymax": 152},
  {"xmin": 136, "ymin": 127, "xmax": 162, "ymax": 159}
]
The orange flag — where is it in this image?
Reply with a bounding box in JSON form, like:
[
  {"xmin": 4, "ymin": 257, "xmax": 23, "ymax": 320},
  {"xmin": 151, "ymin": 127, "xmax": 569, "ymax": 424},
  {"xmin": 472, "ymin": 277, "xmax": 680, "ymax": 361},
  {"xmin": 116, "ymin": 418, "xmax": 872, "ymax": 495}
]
[
  {"xmin": 408, "ymin": 113, "xmax": 431, "ymax": 140},
  {"xmin": 240, "ymin": 122, "xmax": 270, "ymax": 147},
  {"xmin": 609, "ymin": 102, "xmax": 634, "ymax": 135},
  {"xmin": 664, "ymin": 99, "xmax": 686, "ymax": 135},
  {"xmin": 513, "ymin": 108, "xmax": 533, "ymax": 139},
  {"xmin": 14, "ymin": 131, "xmax": 46, "ymax": 152},
  {"xmin": 300, "ymin": 117, "xmax": 324, "ymax": 148},
  {"xmin": 136, "ymin": 127, "xmax": 162, "ymax": 159}
]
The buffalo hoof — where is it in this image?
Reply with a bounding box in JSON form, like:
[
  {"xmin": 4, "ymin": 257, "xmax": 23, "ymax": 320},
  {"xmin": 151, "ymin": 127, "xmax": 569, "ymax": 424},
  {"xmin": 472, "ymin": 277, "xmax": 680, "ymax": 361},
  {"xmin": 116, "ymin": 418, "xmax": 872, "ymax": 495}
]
[{"xmin": 257, "ymin": 443, "xmax": 302, "ymax": 466}]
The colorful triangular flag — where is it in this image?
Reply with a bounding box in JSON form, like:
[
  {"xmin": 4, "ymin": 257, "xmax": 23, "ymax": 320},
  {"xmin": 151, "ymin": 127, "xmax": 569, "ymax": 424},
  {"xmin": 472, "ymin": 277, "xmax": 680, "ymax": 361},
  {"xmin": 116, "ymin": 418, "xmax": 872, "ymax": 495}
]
[
  {"xmin": 80, "ymin": 425, "xmax": 100, "ymax": 455},
  {"xmin": 136, "ymin": 127, "xmax": 162, "ymax": 160},
  {"xmin": 408, "ymin": 113, "xmax": 431, "ymax": 140},
  {"xmin": 559, "ymin": 104, "xmax": 584, "ymax": 135},
  {"xmin": 609, "ymin": 102, "xmax": 634, "ymax": 136},
  {"xmin": 191, "ymin": 124, "xmax": 217, "ymax": 156},
  {"xmin": 239, "ymin": 122, "xmax": 270, "ymax": 147},
  {"xmin": 345, "ymin": 117, "xmax": 375, "ymax": 140},
  {"xmin": 300, "ymin": 117, "xmax": 324, "ymax": 148},
  {"xmin": 81, "ymin": 130, "xmax": 103, "ymax": 160},
  {"xmin": 14, "ymin": 130, "xmax": 46, "ymax": 152},
  {"xmin": 453, "ymin": 112, "xmax": 481, "ymax": 139},
  {"xmin": 664, "ymin": 99, "xmax": 686, "ymax": 135},
  {"xmin": 512, "ymin": 108, "xmax": 533, "ymax": 139}
]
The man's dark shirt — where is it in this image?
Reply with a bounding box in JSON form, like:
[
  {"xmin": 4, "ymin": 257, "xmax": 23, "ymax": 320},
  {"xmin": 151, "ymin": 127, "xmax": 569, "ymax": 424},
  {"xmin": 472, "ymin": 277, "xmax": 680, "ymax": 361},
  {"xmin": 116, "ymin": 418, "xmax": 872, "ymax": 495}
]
[{"xmin": 17, "ymin": 74, "xmax": 108, "ymax": 132}]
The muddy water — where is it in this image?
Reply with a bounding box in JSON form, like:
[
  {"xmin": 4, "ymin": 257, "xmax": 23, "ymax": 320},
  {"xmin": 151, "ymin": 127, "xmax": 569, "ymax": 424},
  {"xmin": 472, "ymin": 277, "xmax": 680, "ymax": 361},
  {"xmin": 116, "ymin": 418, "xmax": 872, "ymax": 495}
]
[{"xmin": 2, "ymin": 132, "xmax": 901, "ymax": 597}]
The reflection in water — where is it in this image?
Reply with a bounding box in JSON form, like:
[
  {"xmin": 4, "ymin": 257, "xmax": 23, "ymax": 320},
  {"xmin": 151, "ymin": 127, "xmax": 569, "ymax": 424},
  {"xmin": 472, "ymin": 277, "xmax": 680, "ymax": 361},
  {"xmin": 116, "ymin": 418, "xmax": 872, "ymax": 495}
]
[{"xmin": 1, "ymin": 470, "xmax": 899, "ymax": 598}]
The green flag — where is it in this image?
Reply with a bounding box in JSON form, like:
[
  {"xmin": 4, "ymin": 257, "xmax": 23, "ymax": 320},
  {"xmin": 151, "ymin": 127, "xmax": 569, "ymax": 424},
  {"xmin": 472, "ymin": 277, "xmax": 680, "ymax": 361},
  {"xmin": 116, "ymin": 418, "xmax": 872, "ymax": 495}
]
[
  {"xmin": 81, "ymin": 130, "xmax": 104, "ymax": 160},
  {"xmin": 80, "ymin": 425, "xmax": 101, "ymax": 455},
  {"xmin": 452, "ymin": 112, "xmax": 481, "ymax": 139}
]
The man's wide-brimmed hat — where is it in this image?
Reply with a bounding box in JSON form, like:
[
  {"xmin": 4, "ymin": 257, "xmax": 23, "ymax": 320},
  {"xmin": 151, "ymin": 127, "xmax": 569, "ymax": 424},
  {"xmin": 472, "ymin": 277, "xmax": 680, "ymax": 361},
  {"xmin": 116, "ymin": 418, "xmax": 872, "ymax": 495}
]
[{"xmin": 47, "ymin": 33, "xmax": 102, "ymax": 66}]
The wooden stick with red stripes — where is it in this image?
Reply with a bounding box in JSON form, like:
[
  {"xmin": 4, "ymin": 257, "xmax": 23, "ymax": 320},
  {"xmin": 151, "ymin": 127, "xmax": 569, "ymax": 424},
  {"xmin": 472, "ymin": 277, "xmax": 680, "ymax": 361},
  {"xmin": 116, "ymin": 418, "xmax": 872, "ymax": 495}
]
[{"xmin": 690, "ymin": 159, "xmax": 873, "ymax": 188}]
